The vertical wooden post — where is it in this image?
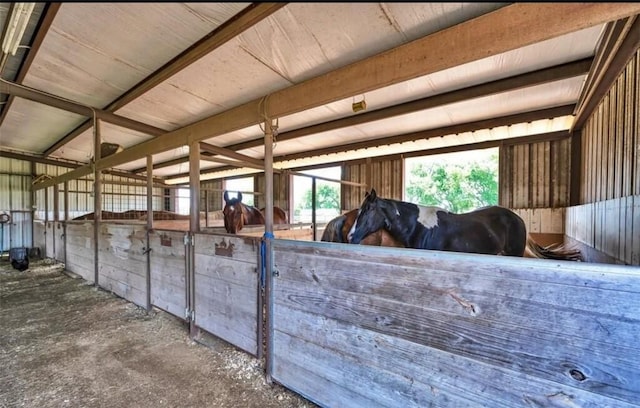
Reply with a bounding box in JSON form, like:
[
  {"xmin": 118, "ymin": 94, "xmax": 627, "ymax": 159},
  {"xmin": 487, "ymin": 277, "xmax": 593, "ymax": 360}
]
[
  {"xmin": 53, "ymin": 184, "xmax": 59, "ymax": 258},
  {"xmin": 188, "ymin": 143, "xmax": 200, "ymax": 338},
  {"xmin": 93, "ymin": 118, "xmax": 101, "ymax": 287},
  {"xmin": 63, "ymin": 181, "xmax": 69, "ymax": 266},
  {"xmin": 44, "ymin": 186, "xmax": 48, "ymax": 257},
  {"xmin": 204, "ymin": 190, "xmax": 209, "ymax": 228},
  {"xmin": 146, "ymin": 155, "xmax": 153, "ymax": 312},
  {"xmin": 311, "ymin": 177, "xmax": 317, "ymax": 241},
  {"xmin": 30, "ymin": 162, "xmax": 36, "ymax": 249},
  {"xmin": 570, "ymin": 130, "xmax": 582, "ymax": 206},
  {"xmin": 264, "ymin": 118, "xmax": 275, "ymax": 382}
]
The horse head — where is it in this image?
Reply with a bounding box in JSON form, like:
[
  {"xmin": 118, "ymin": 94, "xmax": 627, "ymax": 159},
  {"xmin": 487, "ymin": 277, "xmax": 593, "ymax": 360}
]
[
  {"xmin": 223, "ymin": 190, "xmax": 245, "ymax": 233},
  {"xmin": 348, "ymin": 189, "xmax": 392, "ymax": 244}
]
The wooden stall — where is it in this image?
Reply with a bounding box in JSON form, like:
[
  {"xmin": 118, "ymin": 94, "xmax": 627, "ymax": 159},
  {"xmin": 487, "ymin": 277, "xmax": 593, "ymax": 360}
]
[
  {"xmin": 193, "ymin": 233, "xmax": 262, "ymax": 356},
  {"xmin": 270, "ymin": 239, "xmax": 639, "ymax": 407}
]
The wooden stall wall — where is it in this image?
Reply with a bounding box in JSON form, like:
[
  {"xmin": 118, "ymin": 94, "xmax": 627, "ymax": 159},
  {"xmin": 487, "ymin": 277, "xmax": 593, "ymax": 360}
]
[
  {"xmin": 342, "ymin": 157, "xmax": 403, "ymax": 210},
  {"xmin": 45, "ymin": 221, "xmax": 55, "ymax": 259},
  {"xmin": 53, "ymin": 222, "xmax": 65, "ymax": 263},
  {"xmin": 567, "ymin": 49, "xmax": 639, "ymax": 265},
  {"xmin": 65, "ymin": 222, "xmax": 94, "ymax": 282},
  {"xmin": 271, "ymin": 240, "xmax": 640, "ymax": 407},
  {"xmin": 499, "ymin": 136, "xmax": 571, "ymax": 209},
  {"xmin": 255, "ymin": 172, "xmax": 289, "ymax": 212},
  {"xmin": 149, "ymin": 229, "xmax": 187, "ymax": 319},
  {"xmin": 193, "ymin": 233, "xmax": 262, "ymax": 356},
  {"xmin": 201, "ymin": 179, "xmax": 224, "ymax": 212},
  {"xmin": 32, "ymin": 221, "xmax": 46, "ymax": 256},
  {"xmin": 98, "ymin": 222, "xmax": 147, "ymax": 308}
]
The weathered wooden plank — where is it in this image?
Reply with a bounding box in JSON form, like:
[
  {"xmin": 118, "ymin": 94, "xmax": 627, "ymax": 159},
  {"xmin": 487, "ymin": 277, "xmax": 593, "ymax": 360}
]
[
  {"xmin": 272, "ymin": 241, "xmax": 640, "ymax": 404},
  {"xmin": 193, "ymin": 233, "xmax": 260, "ymax": 261},
  {"xmin": 65, "ymin": 222, "xmax": 94, "ymax": 282},
  {"xmin": 193, "ymin": 232, "xmax": 259, "ymax": 355},
  {"xmin": 98, "ymin": 223, "xmax": 147, "ymax": 307},
  {"xmin": 632, "ymin": 195, "xmax": 640, "ymax": 265},
  {"xmin": 273, "ymin": 306, "xmax": 638, "ymax": 408}
]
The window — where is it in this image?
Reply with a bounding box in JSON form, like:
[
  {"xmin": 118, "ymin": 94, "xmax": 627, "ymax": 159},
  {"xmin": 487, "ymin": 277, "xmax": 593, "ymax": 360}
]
[
  {"xmin": 225, "ymin": 177, "xmax": 255, "ymax": 206},
  {"xmin": 292, "ymin": 167, "xmax": 341, "ymax": 223},
  {"xmin": 404, "ymin": 148, "xmax": 498, "ymax": 213}
]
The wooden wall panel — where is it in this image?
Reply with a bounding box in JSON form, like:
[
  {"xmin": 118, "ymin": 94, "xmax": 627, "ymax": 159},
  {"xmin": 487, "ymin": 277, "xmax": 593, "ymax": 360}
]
[
  {"xmin": 32, "ymin": 221, "xmax": 45, "ymax": 256},
  {"xmin": 65, "ymin": 222, "xmax": 94, "ymax": 282},
  {"xmin": 45, "ymin": 221, "xmax": 55, "ymax": 259},
  {"xmin": 255, "ymin": 172, "xmax": 289, "ymax": 212},
  {"xmin": 201, "ymin": 179, "xmax": 224, "ymax": 211},
  {"xmin": 194, "ymin": 233, "xmax": 261, "ymax": 356},
  {"xmin": 343, "ymin": 157, "xmax": 402, "ymax": 211},
  {"xmin": 565, "ymin": 196, "xmax": 640, "ymax": 265},
  {"xmin": 580, "ymin": 49, "xmax": 639, "ymax": 203},
  {"xmin": 271, "ymin": 240, "xmax": 640, "ymax": 407},
  {"xmin": 149, "ymin": 229, "xmax": 187, "ymax": 319},
  {"xmin": 98, "ymin": 223, "xmax": 148, "ymax": 308},
  {"xmin": 500, "ymin": 137, "xmax": 571, "ymax": 209}
]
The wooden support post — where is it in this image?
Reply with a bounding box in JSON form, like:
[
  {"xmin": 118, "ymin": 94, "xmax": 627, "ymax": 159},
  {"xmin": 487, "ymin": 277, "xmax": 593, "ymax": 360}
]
[
  {"xmin": 30, "ymin": 162, "xmax": 36, "ymax": 249},
  {"xmin": 44, "ymin": 186, "xmax": 48, "ymax": 257},
  {"xmin": 264, "ymin": 117, "xmax": 275, "ymax": 382},
  {"xmin": 53, "ymin": 184, "xmax": 59, "ymax": 257},
  {"xmin": 146, "ymin": 155, "xmax": 153, "ymax": 312},
  {"xmin": 93, "ymin": 118, "xmax": 101, "ymax": 287},
  {"xmin": 311, "ymin": 177, "xmax": 317, "ymax": 241},
  {"xmin": 63, "ymin": 180, "xmax": 68, "ymax": 266},
  {"xmin": 188, "ymin": 143, "xmax": 200, "ymax": 338}
]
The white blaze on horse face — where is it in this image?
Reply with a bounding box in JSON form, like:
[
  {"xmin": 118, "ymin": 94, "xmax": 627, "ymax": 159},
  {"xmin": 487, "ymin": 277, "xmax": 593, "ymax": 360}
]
[{"xmin": 417, "ymin": 206, "xmax": 442, "ymax": 229}]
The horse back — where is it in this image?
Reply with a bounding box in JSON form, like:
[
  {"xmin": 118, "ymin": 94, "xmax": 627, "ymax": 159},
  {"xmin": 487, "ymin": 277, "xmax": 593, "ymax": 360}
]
[{"xmin": 433, "ymin": 206, "xmax": 526, "ymax": 256}]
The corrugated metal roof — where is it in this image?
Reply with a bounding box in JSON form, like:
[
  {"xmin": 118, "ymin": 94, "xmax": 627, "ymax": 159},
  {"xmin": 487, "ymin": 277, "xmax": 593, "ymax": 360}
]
[{"xmin": 0, "ymin": 3, "xmax": 637, "ymax": 184}]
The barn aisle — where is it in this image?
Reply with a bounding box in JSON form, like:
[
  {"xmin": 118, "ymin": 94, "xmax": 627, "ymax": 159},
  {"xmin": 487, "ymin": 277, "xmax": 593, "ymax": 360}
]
[{"xmin": 0, "ymin": 260, "xmax": 314, "ymax": 408}]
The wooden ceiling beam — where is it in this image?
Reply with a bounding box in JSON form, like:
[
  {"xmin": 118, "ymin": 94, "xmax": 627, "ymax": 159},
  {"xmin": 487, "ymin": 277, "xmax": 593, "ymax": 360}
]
[
  {"xmin": 35, "ymin": 3, "xmax": 640, "ymax": 190},
  {"xmin": 133, "ymin": 58, "xmax": 591, "ymax": 174},
  {"xmin": 42, "ymin": 3, "xmax": 287, "ymax": 157},
  {"xmin": 165, "ymin": 105, "xmax": 575, "ymax": 180},
  {"xmin": 0, "ymin": 3, "xmax": 60, "ymax": 125},
  {"xmin": 572, "ymin": 16, "xmax": 640, "ymax": 130}
]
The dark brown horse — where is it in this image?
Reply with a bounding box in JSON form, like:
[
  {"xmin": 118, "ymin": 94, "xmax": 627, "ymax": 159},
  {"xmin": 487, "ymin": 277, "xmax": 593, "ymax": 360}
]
[
  {"xmin": 348, "ymin": 189, "xmax": 582, "ymax": 261},
  {"xmin": 321, "ymin": 208, "xmax": 404, "ymax": 247},
  {"xmin": 223, "ymin": 191, "xmax": 288, "ymax": 234}
]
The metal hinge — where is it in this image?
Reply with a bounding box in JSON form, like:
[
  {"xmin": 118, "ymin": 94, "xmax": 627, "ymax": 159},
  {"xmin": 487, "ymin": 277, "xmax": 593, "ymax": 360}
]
[
  {"xmin": 183, "ymin": 233, "xmax": 194, "ymax": 246},
  {"xmin": 185, "ymin": 308, "xmax": 195, "ymax": 321}
]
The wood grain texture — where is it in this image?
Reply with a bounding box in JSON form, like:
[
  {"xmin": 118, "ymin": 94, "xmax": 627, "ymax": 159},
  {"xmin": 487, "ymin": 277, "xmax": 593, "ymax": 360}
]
[
  {"xmin": 98, "ymin": 223, "xmax": 147, "ymax": 307},
  {"xmin": 149, "ymin": 229, "xmax": 186, "ymax": 319},
  {"xmin": 193, "ymin": 233, "xmax": 260, "ymax": 355},
  {"xmin": 271, "ymin": 240, "xmax": 640, "ymax": 406},
  {"xmin": 64, "ymin": 222, "xmax": 94, "ymax": 282}
]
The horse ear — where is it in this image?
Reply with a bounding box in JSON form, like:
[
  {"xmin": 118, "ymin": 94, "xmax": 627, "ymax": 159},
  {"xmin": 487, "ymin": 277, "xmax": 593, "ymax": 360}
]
[
  {"xmin": 224, "ymin": 191, "xmax": 229, "ymax": 202},
  {"xmin": 237, "ymin": 191, "xmax": 243, "ymax": 202},
  {"xmin": 369, "ymin": 189, "xmax": 377, "ymax": 200}
]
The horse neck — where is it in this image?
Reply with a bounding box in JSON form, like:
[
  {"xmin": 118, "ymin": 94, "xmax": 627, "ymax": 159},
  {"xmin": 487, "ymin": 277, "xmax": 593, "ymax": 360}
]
[
  {"xmin": 244, "ymin": 204, "xmax": 264, "ymax": 224},
  {"xmin": 384, "ymin": 199, "xmax": 434, "ymax": 248}
]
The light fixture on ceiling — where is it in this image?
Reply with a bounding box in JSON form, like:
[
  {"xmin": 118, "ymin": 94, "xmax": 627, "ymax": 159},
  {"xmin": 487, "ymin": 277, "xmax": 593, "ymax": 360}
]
[
  {"xmin": 352, "ymin": 94, "xmax": 367, "ymax": 113},
  {"xmin": 1, "ymin": 3, "xmax": 35, "ymax": 56}
]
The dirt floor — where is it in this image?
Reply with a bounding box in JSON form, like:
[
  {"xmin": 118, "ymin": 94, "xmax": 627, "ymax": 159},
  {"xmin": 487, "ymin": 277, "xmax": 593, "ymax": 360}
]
[{"xmin": 0, "ymin": 258, "xmax": 318, "ymax": 408}]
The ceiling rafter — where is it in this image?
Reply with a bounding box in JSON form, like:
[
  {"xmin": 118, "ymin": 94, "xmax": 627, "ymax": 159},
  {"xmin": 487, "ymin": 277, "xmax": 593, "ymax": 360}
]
[
  {"xmin": 166, "ymin": 104, "xmax": 575, "ymax": 180},
  {"xmin": 131, "ymin": 58, "xmax": 591, "ymax": 173},
  {"xmin": 32, "ymin": 3, "xmax": 640, "ymax": 191},
  {"xmin": 0, "ymin": 2, "xmax": 60, "ymax": 125},
  {"xmin": 42, "ymin": 2, "xmax": 287, "ymax": 157}
]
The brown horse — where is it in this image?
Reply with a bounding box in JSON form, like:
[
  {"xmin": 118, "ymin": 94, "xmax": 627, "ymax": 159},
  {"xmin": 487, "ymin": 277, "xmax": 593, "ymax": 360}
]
[
  {"xmin": 223, "ymin": 191, "xmax": 288, "ymax": 234},
  {"xmin": 321, "ymin": 208, "xmax": 404, "ymax": 247}
]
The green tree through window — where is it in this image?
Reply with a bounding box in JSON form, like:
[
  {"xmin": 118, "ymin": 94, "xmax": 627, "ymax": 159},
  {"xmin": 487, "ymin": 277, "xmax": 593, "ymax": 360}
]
[{"xmin": 405, "ymin": 149, "xmax": 498, "ymax": 213}]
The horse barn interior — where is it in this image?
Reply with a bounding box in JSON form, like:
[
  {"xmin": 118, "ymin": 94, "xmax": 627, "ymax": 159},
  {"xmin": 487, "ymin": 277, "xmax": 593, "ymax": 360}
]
[{"xmin": 1, "ymin": 2, "xmax": 640, "ymax": 407}]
